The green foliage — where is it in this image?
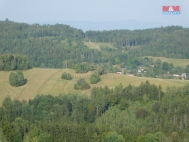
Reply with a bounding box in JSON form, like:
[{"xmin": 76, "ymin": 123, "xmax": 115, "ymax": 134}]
[
  {"xmin": 107, "ymin": 93, "xmax": 117, "ymax": 106},
  {"xmin": 75, "ymin": 62, "xmax": 89, "ymax": 73},
  {"xmin": 38, "ymin": 132, "xmax": 51, "ymax": 142},
  {"xmin": 72, "ymin": 63, "xmax": 97, "ymax": 73},
  {"xmin": 17, "ymin": 71, "xmax": 25, "ymax": 85},
  {"xmin": 0, "ymin": 21, "xmax": 101, "ymax": 68},
  {"xmin": 61, "ymin": 72, "xmax": 73, "ymax": 80},
  {"xmin": 1, "ymin": 21, "xmax": 189, "ymax": 80},
  {"xmin": 86, "ymin": 26, "xmax": 189, "ymax": 58},
  {"xmin": 9, "ymin": 71, "xmax": 26, "ymax": 87},
  {"xmin": 2, "ymin": 20, "xmax": 189, "ymax": 141},
  {"xmin": 162, "ymin": 62, "xmax": 169, "ymax": 71},
  {"xmin": 185, "ymin": 64, "xmax": 189, "ymax": 75},
  {"xmin": 2, "ymin": 96, "xmax": 12, "ymax": 110},
  {"xmin": 90, "ymin": 73, "xmax": 101, "ymax": 84},
  {"xmin": 1, "ymin": 82, "xmax": 189, "ymax": 141},
  {"xmin": 137, "ymin": 135, "xmax": 145, "ymax": 142},
  {"xmin": 2, "ymin": 122, "xmax": 13, "ymax": 142},
  {"xmin": 97, "ymin": 66, "xmax": 106, "ymax": 75},
  {"xmin": 145, "ymin": 133, "xmax": 158, "ymax": 142},
  {"xmin": 104, "ymin": 132, "xmax": 125, "ymax": 142},
  {"xmin": 0, "ymin": 54, "xmax": 30, "ymax": 71},
  {"xmin": 152, "ymin": 101, "xmax": 160, "ymax": 114},
  {"xmin": 9, "ymin": 72, "xmax": 18, "ymax": 87},
  {"xmin": 0, "ymin": 127, "xmax": 7, "ymax": 142},
  {"xmin": 170, "ymin": 132, "xmax": 182, "ymax": 142},
  {"xmin": 118, "ymin": 98, "xmax": 129, "ymax": 110},
  {"xmin": 124, "ymin": 134, "xmax": 134, "ymax": 142},
  {"xmin": 135, "ymin": 107, "xmax": 148, "ymax": 119},
  {"xmin": 74, "ymin": 78, "xmax": 90, "ymax": 90},
  {"xmin": 154, "ymin": 132, "xmax": 166, "ymax": 141}
]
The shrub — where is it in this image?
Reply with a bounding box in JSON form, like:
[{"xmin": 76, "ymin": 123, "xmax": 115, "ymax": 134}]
[
  {"xmin": 90, "ymin": 74, "xmax": 101, "ymax": 84},
  {"xmin": 9, "ymin": 71, "xmax": 26, "ymax": 87},
  {"xmin": 74, "ymin": 78, "xmax": 90, "ymax": 90},
  {"xmin": 75, "ymin": 63, "xmax": 89, "ymax": 73},
  {"xmin": 61, "ymin": 72, "xmax": 73, "ymax": 80}
]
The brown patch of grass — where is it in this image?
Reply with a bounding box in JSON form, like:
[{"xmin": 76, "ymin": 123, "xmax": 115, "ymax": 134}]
[
  {"xmin": 146, "ymin": 56, "xmax": 189, "ymax": 68},
  {"xmin": 0, "ymin": 69, "xmax": 189, "ymax": 106}
]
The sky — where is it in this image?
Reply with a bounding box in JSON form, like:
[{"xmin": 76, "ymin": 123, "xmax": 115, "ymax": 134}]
[{"xmin": 0, "ymin": 0, "xmax": 188, "ymax": 29}]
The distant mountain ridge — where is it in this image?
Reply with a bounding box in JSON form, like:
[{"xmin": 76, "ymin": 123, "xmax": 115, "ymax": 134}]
[{"xmin": 38, "ymin": 20, "xmax": 171, "ymax": 31}]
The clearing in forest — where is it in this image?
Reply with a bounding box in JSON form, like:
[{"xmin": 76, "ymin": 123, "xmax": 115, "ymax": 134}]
[{"xmin": 0, "ymin": 68, "xmax": 189, "ymax": 105}]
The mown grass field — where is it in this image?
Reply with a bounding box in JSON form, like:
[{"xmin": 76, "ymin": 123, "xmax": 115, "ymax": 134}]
[
  {"xmin": 83, "ymin": 42, "xmax": 189, "ymax": 68},
  {"xmin": 83, "ymin": 41, "xmax": 114, "ymax": 50},
  {"xmin": 0, "ymin": 68, "xmax": 189, "ymax": 105},
  {"xmin": 146, "ymin": 56, "xmax": 189, "ymax": 68}
]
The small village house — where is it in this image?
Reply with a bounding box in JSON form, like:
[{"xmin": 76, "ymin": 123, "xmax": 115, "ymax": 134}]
[{"xmin": 115, "ymin": 70, "xmax": 122, "ymax": 74}]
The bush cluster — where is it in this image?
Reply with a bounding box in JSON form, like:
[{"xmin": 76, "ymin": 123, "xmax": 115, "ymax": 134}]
[
  {"xmin": 61, "ymin": 72, "xmax": 73, "ymax": 80},
  {"xmin": 90, "ymin": 73, "xmax": 101, "ymax": 84},
  {"xmin": 9, "ymin": 71, "xmax": 26, "ymax": 87},
  {"xmin": 74, "ymin": 78, "xmax": 90, "ymax": 90}
]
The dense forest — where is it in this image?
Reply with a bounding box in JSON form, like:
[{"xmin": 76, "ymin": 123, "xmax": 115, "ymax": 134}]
[
  {"xmin": 1, "ymin": 20, "xmax": 189, "ymax": 70},
  {"xmin": 0, "ymin": 54, "xmax": 30, "ymax": 71},
  {"xmin": 1, "ymin": 20, "xmax": 189, "ymax": 141},
  {"xmin": 0, "ymin": 20, "xmax": 101, "ymax": 68},
  {"xmin": 85, "ymin": 26, "xmax": 189, "ymax": 58},
  {"xmin": 1, "ymin": 82, "xmax": 189, "ymax": 141}
]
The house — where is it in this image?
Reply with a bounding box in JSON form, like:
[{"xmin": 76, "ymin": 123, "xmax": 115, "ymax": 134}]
[
  {"xmin": 182, "ymin": 73, "xmax": 186, "ymax": 78},
  {"xmin": 115, "ymin": 70, "xmax": 122, "ymax": 74},
  {"xmin": 173, "ymin": 74, "xmax": 180, "ymax": 77},
  {"xmin": 137, "ymin": 70, "xmax": 141, "ymax": 73},
  {"xmin": 137, "ymin": 66, "xmax": 146, "ymax": 73},
  {"xmin": 124, "ymin": 66, "xmax": 130, "ymax": 69},
  {"xmin": 139, "ymin": 66, "xmax": 145, "ymax": 71}
]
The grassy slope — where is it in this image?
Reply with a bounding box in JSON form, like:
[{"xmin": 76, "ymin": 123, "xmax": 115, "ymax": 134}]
[
  {"xmin": 0, "ymin": 68, "xmax": 189, "ymax": 105},
  {"xmin": 146, "ymin": 56, "xmax": 189, "ymax": 68},
  {"xmin": 83, "ymin": 41, "xmax": 115, "ymax": 50},
  {"xmin": 83, "ymin": 41, "xmax": 101, "ymax": 50},
  {"xmin": 83, "ymin": 42, "xmax": 189, "ymax": 68}
]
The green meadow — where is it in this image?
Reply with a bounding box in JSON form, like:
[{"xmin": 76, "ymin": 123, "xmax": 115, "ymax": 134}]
[{"xmin": 0, "ymin": 68, "xmax": 189, "ymax": 105}]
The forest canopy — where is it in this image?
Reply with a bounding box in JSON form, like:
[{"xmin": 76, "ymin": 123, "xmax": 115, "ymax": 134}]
[
  {"xmin": 0, "ymin": 54, "xmax": 30, "ymax": 71},
  {"xmin": 0, "ymin": 20, "xmax": 189, "ymax": 70},
  {"xmin": 0, "ymin": 82, "xmax": 188, "ymax": 141}
]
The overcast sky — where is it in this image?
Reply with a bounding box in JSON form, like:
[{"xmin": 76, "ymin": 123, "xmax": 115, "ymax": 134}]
[{"xmin": 0, "ymin": 0, "xmax": 188, "ymax": 27}]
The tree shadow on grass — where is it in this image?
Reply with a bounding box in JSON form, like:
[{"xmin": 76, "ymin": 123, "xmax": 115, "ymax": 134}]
[{"xmin": 24, "ymin": 79, "xmax": 28, "ymax": 85}]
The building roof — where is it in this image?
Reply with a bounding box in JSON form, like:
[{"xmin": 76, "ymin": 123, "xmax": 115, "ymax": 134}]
[{"xmin": 182, "ymin": 73, "xmax": 186, "ymax": 76}]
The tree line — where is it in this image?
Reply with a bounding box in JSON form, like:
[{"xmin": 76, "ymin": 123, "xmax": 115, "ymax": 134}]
[
  {"xmin": 1, "ymin": 20, "xmax": 189, "ymax": 71},
  {"xmin": 85, "ymin": 26, "xmax": 189, "ymax": 59},
  {"xmin": 1, "ymin": 81, "xmax": 189, "ymax": 141},
  {"xmin": 0, "ymin": 20, "xmax": 101, "ymax": 68},
  {"xmin": 0, "ymin": 54, "xmax": 30, "ymax": 71}
]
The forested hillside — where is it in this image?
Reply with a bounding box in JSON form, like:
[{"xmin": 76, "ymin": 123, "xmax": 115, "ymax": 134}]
[
  {"xmin": 1, "ymin": 20, "xmax": 189, "ymax": 142},
  {"xmin": 0, "ymin": 82, "xmax": 189, "ymax": 141},
  {"xmin": 86, "ymin": 26, "xmax": 189, "ymax": 58},
  {"xmin": 1, "ymin": 20, "xmax": 189, "ymax": 70},
  {"xmin": 0, "ymin": 54, "xmax": 30, "ymax": 71},
  {"xmin": 0, "ymin": 20, "xmax": 101, "ymax": 68}
]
